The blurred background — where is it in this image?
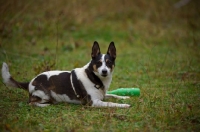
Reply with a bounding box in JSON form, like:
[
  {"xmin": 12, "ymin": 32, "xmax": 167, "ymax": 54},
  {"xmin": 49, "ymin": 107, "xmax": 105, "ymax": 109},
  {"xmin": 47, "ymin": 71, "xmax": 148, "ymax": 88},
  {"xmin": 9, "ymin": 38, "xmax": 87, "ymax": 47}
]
[
  {"xmin": 0, "ymin": 0, "xmax": 200, "ymax": 83},
  {"xmin": 0, "ymin": 0, "xmax": 199, "ymax": 79},
  {"xmin": 1, "ymin": 0, "xmax": 199, "ymax": 48}
]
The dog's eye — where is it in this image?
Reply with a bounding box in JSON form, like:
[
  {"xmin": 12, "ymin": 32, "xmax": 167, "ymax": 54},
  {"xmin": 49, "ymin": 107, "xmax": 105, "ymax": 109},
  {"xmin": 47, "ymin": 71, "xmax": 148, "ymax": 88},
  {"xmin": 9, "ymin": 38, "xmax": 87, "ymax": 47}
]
[
  {"xmin": 106, "ymin": 60, "xmax": 112, "ymax": 64},
  {"xmin": 97, "ymin": 61, "xmax": 102, "ymax": 65}
]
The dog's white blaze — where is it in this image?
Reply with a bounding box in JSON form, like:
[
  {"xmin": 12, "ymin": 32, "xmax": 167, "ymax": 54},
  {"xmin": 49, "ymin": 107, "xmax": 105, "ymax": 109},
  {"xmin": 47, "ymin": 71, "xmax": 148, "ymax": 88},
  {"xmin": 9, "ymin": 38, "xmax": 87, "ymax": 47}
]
[
  {"xmin": 51, "ymin": 91, "xmax": 81, "ymax": 104},
  {"xmin": 97, "ymin": 55, "xmax": 111, "ymax": 76}
]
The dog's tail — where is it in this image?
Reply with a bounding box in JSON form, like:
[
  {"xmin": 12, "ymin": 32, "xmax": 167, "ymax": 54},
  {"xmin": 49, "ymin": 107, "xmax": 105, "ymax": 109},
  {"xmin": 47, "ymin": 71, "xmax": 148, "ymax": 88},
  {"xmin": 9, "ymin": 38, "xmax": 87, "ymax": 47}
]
[{"xmin": 1, "ymin": 62, "xmax": 29, "ymax": 91}]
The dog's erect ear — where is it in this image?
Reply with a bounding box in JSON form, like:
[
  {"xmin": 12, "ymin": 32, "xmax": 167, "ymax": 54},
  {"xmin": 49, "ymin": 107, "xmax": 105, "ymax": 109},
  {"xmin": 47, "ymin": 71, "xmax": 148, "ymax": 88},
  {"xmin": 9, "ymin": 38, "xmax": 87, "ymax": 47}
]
[
  {"xmin": 107, "ymin": 41, "xmax": 116, "ymax": 59},
  {"xmin": 91, "ymin": 41, "xmax": 101, "ymax": 58}
]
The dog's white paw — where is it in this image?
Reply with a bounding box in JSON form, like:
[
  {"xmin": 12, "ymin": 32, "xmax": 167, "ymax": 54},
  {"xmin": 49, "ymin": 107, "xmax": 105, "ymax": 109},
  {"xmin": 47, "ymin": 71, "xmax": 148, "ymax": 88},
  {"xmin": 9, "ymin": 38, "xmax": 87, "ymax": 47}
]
[
  {"xmin": 121, "ymin": 104, "xmax": 131, "ymax": 108},
  {"xmin": 121, "ymin": 96, "xmax": 130, "ymax": 99}
]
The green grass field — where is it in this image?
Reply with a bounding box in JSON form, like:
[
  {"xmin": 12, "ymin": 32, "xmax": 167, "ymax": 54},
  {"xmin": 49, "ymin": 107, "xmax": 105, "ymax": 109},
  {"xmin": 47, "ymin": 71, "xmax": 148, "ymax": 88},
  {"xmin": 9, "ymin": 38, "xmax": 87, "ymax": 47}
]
[{"xmin": 0, "ymin": 0, "xmax": 200, "ymax": 131}]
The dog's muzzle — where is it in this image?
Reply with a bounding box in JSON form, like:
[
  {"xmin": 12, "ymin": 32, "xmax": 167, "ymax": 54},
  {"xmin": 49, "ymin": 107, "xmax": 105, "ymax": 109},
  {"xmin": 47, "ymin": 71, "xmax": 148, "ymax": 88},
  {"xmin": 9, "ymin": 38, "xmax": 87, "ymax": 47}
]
[{"xmin": 101, "ymin": 69, "xmax": 108, "ymax": 77}]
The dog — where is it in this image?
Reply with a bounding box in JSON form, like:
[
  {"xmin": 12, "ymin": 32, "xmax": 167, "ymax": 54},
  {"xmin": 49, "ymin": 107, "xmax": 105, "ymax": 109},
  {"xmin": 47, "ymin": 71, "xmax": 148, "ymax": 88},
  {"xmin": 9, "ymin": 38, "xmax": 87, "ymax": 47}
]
[{"xmin": 1, "ymin": 41, "xmax": 130, "ymax": 108}]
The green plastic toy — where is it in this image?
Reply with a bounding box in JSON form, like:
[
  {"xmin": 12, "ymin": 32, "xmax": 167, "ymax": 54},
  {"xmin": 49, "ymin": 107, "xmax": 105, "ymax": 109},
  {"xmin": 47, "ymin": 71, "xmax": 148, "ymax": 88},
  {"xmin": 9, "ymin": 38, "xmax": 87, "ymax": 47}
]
[{"xmin": 107, "ymin": 88, "xmax": 140, "ymax": 96}]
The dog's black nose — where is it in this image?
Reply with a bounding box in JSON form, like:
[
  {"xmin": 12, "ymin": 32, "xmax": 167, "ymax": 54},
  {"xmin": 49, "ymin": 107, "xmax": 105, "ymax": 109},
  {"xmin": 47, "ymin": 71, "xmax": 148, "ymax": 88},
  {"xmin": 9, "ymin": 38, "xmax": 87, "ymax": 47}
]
[{"xmin": 102, "ymin": 69, "xmax": 107, "ymax": 74}]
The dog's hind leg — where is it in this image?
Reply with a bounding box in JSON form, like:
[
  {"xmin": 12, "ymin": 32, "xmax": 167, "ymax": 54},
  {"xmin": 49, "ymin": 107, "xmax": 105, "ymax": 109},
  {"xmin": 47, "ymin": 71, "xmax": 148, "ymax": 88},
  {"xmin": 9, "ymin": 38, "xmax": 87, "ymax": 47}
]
[
  {"xmin": 28, "ymin": 94, "xmax": 51, "ymax": 107},
  {"xmin": 105, "ymin": 94, "xmax": 130, "ymax": 99},
  {"xmin": 33, "ymin": 103, "xmax": 51, "ymax": 107}
]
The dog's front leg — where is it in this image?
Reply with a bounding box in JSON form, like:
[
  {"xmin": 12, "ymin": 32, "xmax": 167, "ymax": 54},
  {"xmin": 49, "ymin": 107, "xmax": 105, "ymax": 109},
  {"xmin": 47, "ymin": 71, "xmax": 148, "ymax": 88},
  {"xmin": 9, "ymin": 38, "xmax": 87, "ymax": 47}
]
[
  {"xmin": 105, "ymin": 94, "xmax": 130, "ymax": 99},
  {"xmin": 92, "ymin": 99, "xmax": 130, "ymax": 108}
]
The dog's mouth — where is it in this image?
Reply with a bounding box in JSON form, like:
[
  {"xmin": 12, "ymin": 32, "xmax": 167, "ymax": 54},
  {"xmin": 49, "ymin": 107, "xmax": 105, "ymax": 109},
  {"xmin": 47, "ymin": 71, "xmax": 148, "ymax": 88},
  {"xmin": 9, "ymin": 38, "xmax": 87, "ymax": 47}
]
[{"xmin": 101, "ymin": 74, "xmax": 107, "ymax": 77}]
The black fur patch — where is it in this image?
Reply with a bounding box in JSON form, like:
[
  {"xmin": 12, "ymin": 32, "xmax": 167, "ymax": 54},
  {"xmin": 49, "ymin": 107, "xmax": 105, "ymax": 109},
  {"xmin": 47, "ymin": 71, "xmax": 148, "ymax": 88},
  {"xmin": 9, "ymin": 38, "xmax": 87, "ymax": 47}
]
[
  {"xmin": 85, "ymin": 68, "xmax": 104, "ymax": 90},
  {"xmin": 104, "ymin": 54, "xmax": 115, "ymax": 69},
  {"xmin": 71, "ymin": 70, "xmax": 92, "ymax": 105},
  {"xmin": 86, "ymin": 53, "xmax": 116, "ymax": 90},
  {"xmin": 9, "ymin": 77, "xmax": 29, "ymax": 90},
  {"xmin": 89, "ymin": 54, "xmax": 103, "ymax": 70}
]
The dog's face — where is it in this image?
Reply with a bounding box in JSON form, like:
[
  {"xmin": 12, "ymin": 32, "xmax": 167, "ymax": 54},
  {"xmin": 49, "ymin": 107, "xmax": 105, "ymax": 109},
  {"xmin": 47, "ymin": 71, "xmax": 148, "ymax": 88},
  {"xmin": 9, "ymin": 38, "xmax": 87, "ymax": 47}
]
[{"xmin": 90, "ymin": 41, "xmax": 116, "ymax": 78}]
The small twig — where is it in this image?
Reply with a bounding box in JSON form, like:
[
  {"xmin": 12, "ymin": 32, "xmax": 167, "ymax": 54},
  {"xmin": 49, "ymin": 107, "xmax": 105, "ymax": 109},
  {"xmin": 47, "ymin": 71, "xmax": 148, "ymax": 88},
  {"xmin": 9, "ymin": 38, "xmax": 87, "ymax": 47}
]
[{"xmin": 55, "ymin": 20, "xmax": 59, "ymax": 69}]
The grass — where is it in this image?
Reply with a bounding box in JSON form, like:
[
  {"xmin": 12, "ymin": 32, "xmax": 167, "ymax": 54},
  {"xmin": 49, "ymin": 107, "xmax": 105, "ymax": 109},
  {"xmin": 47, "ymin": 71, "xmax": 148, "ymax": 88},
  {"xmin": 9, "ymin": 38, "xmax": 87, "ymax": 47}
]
[{"xmin": 0, "ymin": 0, "xmax": 200, "ymax": 131}]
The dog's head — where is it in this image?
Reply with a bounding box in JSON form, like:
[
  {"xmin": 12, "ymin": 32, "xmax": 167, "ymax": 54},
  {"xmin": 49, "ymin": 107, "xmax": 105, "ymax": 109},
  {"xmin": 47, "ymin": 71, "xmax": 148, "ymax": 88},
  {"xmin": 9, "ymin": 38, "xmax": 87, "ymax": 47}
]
[{"xmin": 90, "ymin": 41, "xmax": 116, "ymax": 78}]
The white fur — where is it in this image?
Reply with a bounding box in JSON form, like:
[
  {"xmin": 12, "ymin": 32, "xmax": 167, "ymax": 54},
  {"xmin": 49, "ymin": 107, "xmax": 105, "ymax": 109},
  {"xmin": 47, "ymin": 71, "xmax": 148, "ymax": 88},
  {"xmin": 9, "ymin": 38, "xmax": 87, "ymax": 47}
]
[
  {"xmin": 92, "ymin": 99, "xmax": 130, "ymax": 108},
  {"xmin": 42, "ymin": 71, "xmax": 70, "ymax": 80},
  {"xmin": 105, "ymin": 94, "xmax": 130, "ymax": 99},
  {"xmin": 1, "ymin": 63, "xmax": 10, "ymax": 81},
  {"xmin": 32, "ymin": 90, "xmax": 50, "ymax": 103},
  {"xmin": 29, "ymin": 79, "xmax": 36, "ymax": 93},
  {"xmin": 51, "ymin": 91, "xmax": 81, "ymax": 104},
  {"xmin": 1, "ymin": 62, "xmax": 16, "ymax": 87},
  {"xmin": 30, "ymin": 103, "xmax": 50, "ymax": 107}
]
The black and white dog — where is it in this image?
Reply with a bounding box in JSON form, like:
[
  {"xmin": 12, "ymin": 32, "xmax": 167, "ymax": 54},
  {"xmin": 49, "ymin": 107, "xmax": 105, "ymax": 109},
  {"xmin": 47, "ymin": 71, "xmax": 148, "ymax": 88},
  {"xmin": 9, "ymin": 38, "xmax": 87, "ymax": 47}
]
[{"xmin": 1, "ymin": 41, "xmax": 130, "ymax": 108}]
